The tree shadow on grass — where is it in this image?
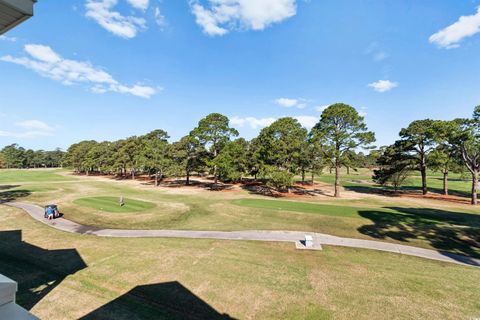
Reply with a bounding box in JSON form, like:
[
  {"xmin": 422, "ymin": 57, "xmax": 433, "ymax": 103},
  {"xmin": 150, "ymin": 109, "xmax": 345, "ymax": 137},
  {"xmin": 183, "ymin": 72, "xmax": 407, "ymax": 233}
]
[
  {"xmin": 80, "ymin": 281, "xmax": 236, "ymax": 320},
  {"xmin": 240, "ymin": 183, "xmax": 335, "ymax": 198},
  {"xmin": 0, "ymin": 188, "xmax": 31, "ymax": 203},
  {"xmin": 0, "ymin": 185, "xmax": 20, "ymax": 191},
  {"xmin": 160, "ymin": 179, "xmax": 234, "ymax": 191},
  {"xmin": 0, "ymin": 230, "xmax": 87, "ymax": 310},
  {"xmin": 358, "ymin": 207, "xmax": 480, "ymax": 264},
  {"xmin": 344, "ymin": 182, "xmax": 473, "ymax": 199},
  {"xmin": 290, "ymin": 185, "xmax": 334, "ymax": 197},
  {"xmin": 240, "ymin": 184, "xmax": 283, "ymax": 198}
]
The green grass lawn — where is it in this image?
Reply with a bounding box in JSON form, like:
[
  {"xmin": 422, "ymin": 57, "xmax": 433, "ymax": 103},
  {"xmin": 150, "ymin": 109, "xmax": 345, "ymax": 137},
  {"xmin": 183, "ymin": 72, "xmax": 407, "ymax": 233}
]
[
  {"xmin": 233, "ymin": 198, "xmax": 362, "ymax": 218},
  {"xmin": 0, "ymin": 168, "xmax": 73, "ymax": 183},
  {"xmin": 233, "ymin": 198, "xmax": 480, "ymax": 258},
  {"xmin": 315, "ymin": 168, "xmax": 474, "ymax": 198},
  {"xmin": 1, "ymin": 169, "xmax": 479, "ymax": 258},
  {"xmin": 0, "ymin": 169, "xmax": 479, "ymax": 319},
  {"xmin": 74, "ymin": 197, "xmax": 156, "ymax": 213},
  {"xmin": 1, "ymin": 205, "xmax": 479, "ymax": 320}
]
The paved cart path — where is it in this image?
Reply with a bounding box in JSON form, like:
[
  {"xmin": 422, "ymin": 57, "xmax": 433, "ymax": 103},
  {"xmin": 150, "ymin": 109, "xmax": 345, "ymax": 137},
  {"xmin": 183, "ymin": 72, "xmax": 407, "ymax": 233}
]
[{"xmin": 6, "ymin": 202, "xmax": 480, "ymax": 268}]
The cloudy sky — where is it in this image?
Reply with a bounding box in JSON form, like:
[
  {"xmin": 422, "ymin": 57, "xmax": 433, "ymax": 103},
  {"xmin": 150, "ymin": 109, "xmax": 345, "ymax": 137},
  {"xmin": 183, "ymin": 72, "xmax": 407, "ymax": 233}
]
[{"xmin": 1, "ymin": 0, "xmax": 480, "ymax": 150}]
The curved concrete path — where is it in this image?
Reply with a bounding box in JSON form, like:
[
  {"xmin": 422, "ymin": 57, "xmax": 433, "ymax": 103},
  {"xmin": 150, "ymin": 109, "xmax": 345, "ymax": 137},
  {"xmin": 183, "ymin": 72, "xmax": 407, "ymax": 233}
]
[{"xmin": 6, "ymin": 202, "xmax": 480, "ymax": 268}]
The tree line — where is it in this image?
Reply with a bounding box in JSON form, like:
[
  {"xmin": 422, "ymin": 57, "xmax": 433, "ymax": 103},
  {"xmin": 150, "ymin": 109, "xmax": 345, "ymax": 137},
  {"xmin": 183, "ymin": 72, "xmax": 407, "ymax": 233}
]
[
  {"xmin": 62, "ymin": 103, "xmax": 375, "ymax": 197},
  {"xmin": 0, "ymin": 144, "xmax": 64, "ymax": 168},
  {"xmin": 4, "ymin": 103, "xmax": 480, "ymax": 205},
  {"xmin": 374, "ymin": 106, "xmax": 480, "ymax": 205}
]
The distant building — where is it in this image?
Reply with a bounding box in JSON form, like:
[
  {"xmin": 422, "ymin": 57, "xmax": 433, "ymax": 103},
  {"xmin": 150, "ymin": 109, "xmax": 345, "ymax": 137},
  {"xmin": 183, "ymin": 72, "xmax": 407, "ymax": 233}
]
[{"xmin": 0, "ymin": 0, "xmax": 36, "ymax": 35}]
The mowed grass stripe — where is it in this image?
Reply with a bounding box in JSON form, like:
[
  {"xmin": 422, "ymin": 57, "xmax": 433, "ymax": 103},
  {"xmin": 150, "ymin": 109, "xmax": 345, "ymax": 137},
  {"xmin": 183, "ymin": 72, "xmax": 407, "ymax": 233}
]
[
  {"xmin": 232, "ymin": 199, "xmax": 365, "ymax": 218},
  {"xmin": 0, "ymin": 169, "xmax": 72, "ymax": 183},
  {"xmin": 74, "ymin": 196, "xmax": 156, "ymax": 213}
]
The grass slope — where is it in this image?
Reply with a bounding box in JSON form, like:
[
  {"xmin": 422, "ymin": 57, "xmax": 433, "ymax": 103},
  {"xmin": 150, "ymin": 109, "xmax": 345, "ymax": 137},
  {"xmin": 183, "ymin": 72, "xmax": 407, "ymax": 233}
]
[
  {"xmin": 74, "ymin": 197, "xmax": 156, "ymax": 213},
  {"xmin": 0, "ymin": 205, "xmax": 479, "ymax": 319}
]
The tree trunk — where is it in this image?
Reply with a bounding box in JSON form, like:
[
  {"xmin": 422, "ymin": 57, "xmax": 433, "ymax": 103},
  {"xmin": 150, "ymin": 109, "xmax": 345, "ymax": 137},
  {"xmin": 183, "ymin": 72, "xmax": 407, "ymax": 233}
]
[
  {"xmin": 155, "ymin": 173, "xmax": 159, "ymax": 187},
  {"xmin": 472, "ymin": 171, "xmax": 478, "ymax": 205},
  {"xmin": 420, "ymin": 165, "xmax": 427, "ymax": 195},
  {"xmin": 132, "ymin": 169, "xmax": 135, "ymax": 180},
  {"xmin": 311, "ymin": 172, "xmax": 315, "ymax": 185},
  {"xmin": 329, "ymin": 167, "xmax": 332, "ymax": 174},
  {"xmin": 334, "ymin": 163, "xmax": 340, "ymax": 198},
  {"xmin": 213, "ymin": 148, "xmax": 218, "ymax": 184},
  {"xmin": 301, "ymin": 170, "xmax": 305, "ymax": 183},
  {"xmin": 346, "ymin": 166, "xmax": 350, "ymax": 175},
  {"xmin": 443, "ymin": 170, "xmax": 448, "ymax": 196},
  {"xmin": 186, "ymin": 169, "xmax": 190, "ymax": 186}
]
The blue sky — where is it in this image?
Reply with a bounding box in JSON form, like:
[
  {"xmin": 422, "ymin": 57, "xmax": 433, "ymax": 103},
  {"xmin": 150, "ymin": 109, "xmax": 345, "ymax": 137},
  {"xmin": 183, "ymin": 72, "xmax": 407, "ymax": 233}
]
[{"xmin": 1, "ymin": 0, "xmax": 480, "ymax": 150}]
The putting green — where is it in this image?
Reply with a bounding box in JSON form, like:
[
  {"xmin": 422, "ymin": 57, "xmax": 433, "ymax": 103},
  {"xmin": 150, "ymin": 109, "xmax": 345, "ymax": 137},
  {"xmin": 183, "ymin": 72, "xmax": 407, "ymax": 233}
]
[{"xmin": 73, "ymin": 196, "xmax": 156, "ymax": 213}]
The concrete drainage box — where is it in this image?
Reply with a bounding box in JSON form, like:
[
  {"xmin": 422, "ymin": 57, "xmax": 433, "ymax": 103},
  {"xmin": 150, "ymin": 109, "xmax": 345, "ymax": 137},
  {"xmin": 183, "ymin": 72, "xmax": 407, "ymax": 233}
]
[{"xmin": 295, "ymin": 235, "xmax": 322, "ymax": 251}]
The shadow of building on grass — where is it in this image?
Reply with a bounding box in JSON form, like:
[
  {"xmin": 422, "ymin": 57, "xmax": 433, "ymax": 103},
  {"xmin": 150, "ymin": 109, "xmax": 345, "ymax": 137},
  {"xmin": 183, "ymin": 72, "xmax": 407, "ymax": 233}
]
[
  {"xmin": 358, "ymin": 207, "xmax": 480, "ymax": 266},
  {"xmin": 0, "ymin": 230, "xmax": 87, "ymax": 310},
  {"xmin": 80, "ymin": 281, "xmax": 236, "ymax": 320}
]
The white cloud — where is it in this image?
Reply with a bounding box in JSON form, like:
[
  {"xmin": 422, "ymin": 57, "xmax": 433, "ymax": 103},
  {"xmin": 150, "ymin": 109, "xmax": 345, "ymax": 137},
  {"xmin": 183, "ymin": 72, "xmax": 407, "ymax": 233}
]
[
  {"xmin": 0, "ymin": 35, "xmax": 17, "ymax": 42},
  {"xmin": 190, "ymin": 3, "xmax": 228, "ymax": 36},
  {"xmin": 154, "ymin": 6, "xmax": 167, "ymax": 28},
  {"xmin": 275, "ymin": 97, "xmax": 307, "ymax": 109},
  {"xmin": 24, "ymin": 44, "xmax": 61, "ymax": 63},
  {"xmin": 1, "ymin": 44, "xmax": 157, "ymax": 98},
  {"xmin": 275, "ymin": 98, "xmax": 298, "ymax": 108},
  {"xmin": 16, "ymin": 120, "xmax": 54, "ymax": 132},
  {"xmin": 85, "ymin": 0, "xmax": 146, "ymax": 38},
  {"xmin": 127, "ymin": 0, "xmax": 149, "ymax": 10},
  {"xmin": 190, "ymin": 0, "xmax": 297, "ymax": 36},
  {"xmin": 368, "ymin": 80, "xmax": 398, "ymax": 93},
  {"xmin": 429, "ymin": 7, "xmax": 480, "ymax": 49},
  {"xmin": 294, "ymin": 115, "xmax": 317, "ymax": 129},
  {"xmin": 231, "ymin": 115, "xmax": 317, "ymax": 130},
  {"xmin": 358, "ymin": 107, "xmax": 367, "ymax": 117},
  {"xmin": 231, "ymin": 116, "xmax": 276, "ymax": 129},
  {"xmin": 0, "ymin": 120, "xmax": 56, "ymax": 139}
]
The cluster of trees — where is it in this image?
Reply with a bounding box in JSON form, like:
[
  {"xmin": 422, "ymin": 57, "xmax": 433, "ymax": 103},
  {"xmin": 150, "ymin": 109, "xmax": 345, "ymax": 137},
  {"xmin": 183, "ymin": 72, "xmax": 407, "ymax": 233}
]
[
  {"xmin": 4, "ymin": 103, "xmax": 480, "ymax": 205},
  {"xmin": 0, "ymin": 144, "xmax": 64, "ymax": 169},
  {"xmin": 63, "ymin": 104, "xmax": 375, "ymax": 197},
  {"xmin": 374, "ymin": 106, "xmax": 480, "ymax": 205}
]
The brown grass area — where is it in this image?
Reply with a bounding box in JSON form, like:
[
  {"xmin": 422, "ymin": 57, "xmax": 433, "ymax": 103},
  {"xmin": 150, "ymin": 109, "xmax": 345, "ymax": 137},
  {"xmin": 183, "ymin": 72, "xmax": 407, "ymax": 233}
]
[{"xmin": 1, "ymin": 205, "xmax": 479, "ymax": 320}]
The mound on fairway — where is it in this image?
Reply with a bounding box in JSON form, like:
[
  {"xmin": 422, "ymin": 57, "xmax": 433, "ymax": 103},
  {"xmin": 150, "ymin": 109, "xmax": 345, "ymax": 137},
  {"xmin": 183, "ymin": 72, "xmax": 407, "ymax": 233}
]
[{"xmin": 73, "ymin": 196, "xmax": 156, "ymax": 213}]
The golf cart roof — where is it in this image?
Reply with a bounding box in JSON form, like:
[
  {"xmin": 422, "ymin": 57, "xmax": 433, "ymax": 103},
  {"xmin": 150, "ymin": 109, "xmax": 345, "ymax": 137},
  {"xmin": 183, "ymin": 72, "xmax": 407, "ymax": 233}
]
[{"xmin": 45, "ymin": 204, "xmax": 57, "ymax": 208}]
